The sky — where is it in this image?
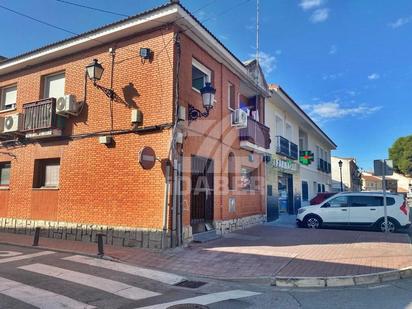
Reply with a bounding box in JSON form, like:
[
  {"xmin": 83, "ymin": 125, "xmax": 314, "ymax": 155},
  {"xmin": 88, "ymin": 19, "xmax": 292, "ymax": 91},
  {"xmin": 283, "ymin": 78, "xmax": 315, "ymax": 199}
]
[{"xmin": 0, "ymin": 0, "xmax": 411, "ymax": 170}]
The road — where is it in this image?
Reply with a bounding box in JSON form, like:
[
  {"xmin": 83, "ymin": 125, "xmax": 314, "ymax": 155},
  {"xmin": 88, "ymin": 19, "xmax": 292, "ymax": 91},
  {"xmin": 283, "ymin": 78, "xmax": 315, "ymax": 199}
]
[{"xmin": 0, "ymin": 244, "xmax": 411, "ymax": 309}]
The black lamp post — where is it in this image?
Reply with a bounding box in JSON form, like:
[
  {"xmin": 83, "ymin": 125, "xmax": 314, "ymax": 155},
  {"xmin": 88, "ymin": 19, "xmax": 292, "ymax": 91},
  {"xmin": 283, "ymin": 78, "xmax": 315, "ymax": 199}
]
[
  {"xmin": 338, "ymin": 160, "xmax": 343, "ymax": 192},
  {"xmin": 188, "ymin": 82, "xmax": 216, "ymax": 122}
]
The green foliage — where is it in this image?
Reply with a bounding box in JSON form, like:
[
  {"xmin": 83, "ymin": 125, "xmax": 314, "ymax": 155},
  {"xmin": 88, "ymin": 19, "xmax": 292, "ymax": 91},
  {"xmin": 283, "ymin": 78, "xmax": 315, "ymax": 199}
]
[{"xmin": 389, "ymin": 135, "xmax": 412, "ymax": 176}]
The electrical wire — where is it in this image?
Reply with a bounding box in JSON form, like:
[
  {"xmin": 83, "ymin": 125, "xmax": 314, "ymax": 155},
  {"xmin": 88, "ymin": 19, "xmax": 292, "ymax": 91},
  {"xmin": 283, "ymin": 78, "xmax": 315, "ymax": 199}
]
[
  {"xmin": 55, "ymin": 0, "xmax": 129, "ymax": 17},
  {"xmin": 0, "ymin": 4, "xmax": 78, "ymax": 36}
]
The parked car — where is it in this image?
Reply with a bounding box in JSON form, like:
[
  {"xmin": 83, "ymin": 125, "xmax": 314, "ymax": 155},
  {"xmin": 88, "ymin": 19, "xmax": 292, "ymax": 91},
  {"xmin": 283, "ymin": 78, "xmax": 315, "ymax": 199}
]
[
  {"xmin": 297, "ymin": 192, "xmax": 411, "ymax": 232},
  {"xmin": 310, "ymin": 192, "xmax": 337, "ymax": 205}
]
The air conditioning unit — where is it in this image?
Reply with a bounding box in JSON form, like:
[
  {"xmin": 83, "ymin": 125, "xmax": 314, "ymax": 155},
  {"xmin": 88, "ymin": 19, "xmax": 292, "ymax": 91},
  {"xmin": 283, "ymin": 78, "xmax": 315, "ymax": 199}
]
[
  {"xmin": 231, "ymin": 109, "xmax": 248, "ymax": 128},
  {"xmin": 3, "ymin": 114, "xmax": 23, "ymax": 133},
  {"xmin": 56, "ymin": 95, "xmax": 79, "ymax": 116}
]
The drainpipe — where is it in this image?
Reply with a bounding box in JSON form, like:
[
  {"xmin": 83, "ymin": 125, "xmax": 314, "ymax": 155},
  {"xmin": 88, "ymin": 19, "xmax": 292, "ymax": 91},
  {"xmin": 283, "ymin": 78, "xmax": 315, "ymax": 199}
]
[{"xmin": 161, "ymin": 161, "xmax": 171, "ymax": 249}]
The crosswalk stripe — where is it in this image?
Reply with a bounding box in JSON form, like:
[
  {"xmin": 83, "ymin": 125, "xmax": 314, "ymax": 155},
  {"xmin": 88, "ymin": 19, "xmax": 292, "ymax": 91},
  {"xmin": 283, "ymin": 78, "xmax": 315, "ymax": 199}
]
[
  {"xmin": 0, "ymin": 276, "xmax": 96, "ymax": 309},
  {"xmin": 0, "ymin": 251, "xmax": 55, "ymax": 264},
  {"xmin": 18, "ymin": 263, "xmax": 161, "ymax": 301},
  {"xmin": 63, "ymin": 255, "xmax": 186, "ymax": 285},
  {"xmin": 136, "ymin": 290, "xmax": 261, "ymax": 309}
]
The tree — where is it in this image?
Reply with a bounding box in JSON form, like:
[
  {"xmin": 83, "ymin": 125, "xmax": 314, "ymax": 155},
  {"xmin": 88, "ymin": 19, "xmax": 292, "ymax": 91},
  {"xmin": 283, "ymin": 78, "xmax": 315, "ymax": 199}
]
[{"xmin": 389, "ymin": 135, "xmax": 412, "ymax": 176}]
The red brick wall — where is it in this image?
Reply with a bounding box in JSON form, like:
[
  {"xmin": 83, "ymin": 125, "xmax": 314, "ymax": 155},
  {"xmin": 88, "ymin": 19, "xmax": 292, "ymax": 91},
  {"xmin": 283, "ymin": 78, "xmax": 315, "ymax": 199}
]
[
  {"xmin": 0, "ymin": 26, "xmax": 266, "ymax": 233},
  {"xmin": 0, "ymin": 28, "xmax": 175, "ymax": 229},
  {"xmin": 177, "ymin": 33, "xmax": 265, "ymax": 228}
]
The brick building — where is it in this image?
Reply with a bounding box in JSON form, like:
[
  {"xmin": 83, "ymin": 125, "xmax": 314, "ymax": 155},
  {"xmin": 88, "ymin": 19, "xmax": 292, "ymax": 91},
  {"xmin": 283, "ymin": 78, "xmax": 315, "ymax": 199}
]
[{"xmin": 0, "ymin": 2, "xmax": 270, "ymax": 248}]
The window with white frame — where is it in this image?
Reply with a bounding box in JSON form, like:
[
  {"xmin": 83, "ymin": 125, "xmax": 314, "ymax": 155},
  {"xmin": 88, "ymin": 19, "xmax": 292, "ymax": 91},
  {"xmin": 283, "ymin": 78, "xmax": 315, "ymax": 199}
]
[
  {"xmin": 228, "ymin": 82, "xmax": 236, "ymax": 110},
  {"xmin": 0, "ymin": 85, "xmax": 17, "ymax": 111},
  {"xmin": 275, "ymin": 116, "xmax": 284, "ymax": 137},
  {"xmin": 285, "ymin": 123, "xmax": 292, "ymax": 141},
  {"xmin": 44, "ymin": 72, "xmax": 65, "ymax": 99},
  {"xmin": 192, "ymin": 59, "xmax": 211, "ymax": 92},
  {"xmin": 0, "ymin": 162, "xmax": 11, "ymax": 186}
]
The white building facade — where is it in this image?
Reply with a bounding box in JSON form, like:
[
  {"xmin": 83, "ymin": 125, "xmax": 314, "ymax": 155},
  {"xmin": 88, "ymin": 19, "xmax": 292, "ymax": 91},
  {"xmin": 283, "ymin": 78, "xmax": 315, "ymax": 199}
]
[{"xmin": 265, "ymin": 85, "xmax": 337, "ymax": 219}]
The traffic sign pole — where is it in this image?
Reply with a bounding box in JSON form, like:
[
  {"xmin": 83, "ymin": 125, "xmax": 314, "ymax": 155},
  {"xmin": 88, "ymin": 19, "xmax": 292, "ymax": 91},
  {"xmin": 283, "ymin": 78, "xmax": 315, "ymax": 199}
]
[{"xmin": 382, "ymin": 160, "xmax": 388, "ymax": 233}]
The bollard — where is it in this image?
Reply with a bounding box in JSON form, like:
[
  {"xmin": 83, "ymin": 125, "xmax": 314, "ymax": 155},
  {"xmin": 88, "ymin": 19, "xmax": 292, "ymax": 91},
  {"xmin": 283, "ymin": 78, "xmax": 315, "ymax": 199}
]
[
  {"xmin": 33, "ymin": 227, "xmax": 41, "ymax": 246},
  {"xmin": 97, "ymin": 233, "xmax": 105, "ymax": 256}
]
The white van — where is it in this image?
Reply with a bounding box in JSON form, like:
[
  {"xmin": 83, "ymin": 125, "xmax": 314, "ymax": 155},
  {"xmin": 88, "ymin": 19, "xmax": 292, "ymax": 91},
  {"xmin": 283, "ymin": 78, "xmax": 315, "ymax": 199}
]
[{"xmin": 296, "ymin": 192, "xmax": 410, "ymax": 232}]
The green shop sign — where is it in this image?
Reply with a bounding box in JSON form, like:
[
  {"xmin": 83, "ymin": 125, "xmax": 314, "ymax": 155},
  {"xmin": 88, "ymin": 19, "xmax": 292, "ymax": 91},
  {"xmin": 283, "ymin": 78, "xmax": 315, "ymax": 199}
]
[{"xmin": 299, "ymin": 151, "xmax": 314, "ymax": 166}]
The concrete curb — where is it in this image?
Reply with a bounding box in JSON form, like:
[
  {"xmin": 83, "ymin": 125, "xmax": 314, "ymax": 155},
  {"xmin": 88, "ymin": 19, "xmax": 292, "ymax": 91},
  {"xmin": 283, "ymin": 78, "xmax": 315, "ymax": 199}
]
[{"xmin": 273, "ymin": 267, "xmax": 412, "ymax": 288}]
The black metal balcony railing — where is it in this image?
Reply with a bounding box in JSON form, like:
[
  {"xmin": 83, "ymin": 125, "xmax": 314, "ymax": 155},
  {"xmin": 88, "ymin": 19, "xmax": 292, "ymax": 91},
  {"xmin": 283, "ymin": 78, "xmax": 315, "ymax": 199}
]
[
  {"xmin": 317, "ymin": 159, "xmax": 331, "ymax": 173},
  {"xmin": 276, "ymin": 136, "xmax": 290, "ymax": 157},
  {"xmin": 23, "ymin": 98, "xmax": 58, "ymax": 132},
  {"xmin": 275, "ymin": 136, "xmax": 298, "ymax": 160},
  {"xmin": 289, "ymin": 142, "xmax": 298, "ymax": 160},
  {"xmin": 239, "ymin": 117, "xmax": 271, "ymax": 149}
]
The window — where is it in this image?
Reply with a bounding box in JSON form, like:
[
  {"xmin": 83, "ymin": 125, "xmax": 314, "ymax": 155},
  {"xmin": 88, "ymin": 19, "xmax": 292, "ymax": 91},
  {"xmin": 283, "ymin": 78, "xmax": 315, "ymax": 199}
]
[
  {"xmin": 302, "ymin": 181, "xmax": 309, "ymax": 201},
  {"xmin": 0, "ymin": 162, "xmax": 11, "ymax": 186},
  {"xmin": 328, "ymin": 196, "xmax": 348, "ymax": 207},
  {"xmin": 317, "ymin": 183, "xmax": 322, "ymax": 193},
  {"xmin": 240, "ymin": 167, "xmax": 258, "ymax": 191},
  {"xmin": 321, "ymin": 184, "xmax": 325, "ymax": 192},
  {"xmin": 275, "ymin": 116, "xmax": 284, "ymax": 137},
  {"xmin": 285, "ymin": 123, "xmax": 292, "ymax": 141},
  {"xmin": 228, "ymin": 152, "xmax": 235, "ymax": 190},
  {"xmin": 192, "ymin": 59, "xmax": 211, "ymax": 92},
  {"xmin": 33, "ymin": 158, "xmax": 60, "ymax": 188},
  {"xmin": 349, "ymin": 196, "xmax": 395, "ymax": 207},
  {"xmin": 44, "ymin": 72, "xmax": 65, "ymax": 99},
  {"xmin": 0, "ymin": 85, "xmax": 17, "ymax": 111},
  {"xmin": 299, "ymin": 130, "xmax": 308, "ymax": 150},
  {"xmin": 228, "ymin": 82, "xmax": 236, "ymax": 110}
]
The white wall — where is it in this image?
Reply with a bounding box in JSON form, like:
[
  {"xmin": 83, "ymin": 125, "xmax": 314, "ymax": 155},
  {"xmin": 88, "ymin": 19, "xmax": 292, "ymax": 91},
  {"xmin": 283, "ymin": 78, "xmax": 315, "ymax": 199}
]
[{"xmin": 300, "ymin": 134, "xmax": 332, "ymax": 205}]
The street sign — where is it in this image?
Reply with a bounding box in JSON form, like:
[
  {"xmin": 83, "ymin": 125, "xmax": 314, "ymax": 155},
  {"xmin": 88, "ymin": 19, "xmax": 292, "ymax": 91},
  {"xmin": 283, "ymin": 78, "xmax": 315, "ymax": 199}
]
[
  {"xmin": 139, "ymin": 147, "xmax": 156, "ymax": 169},
  {"xmin": 373, "ymin": 159, "xmax": 393, "ymax": 176}
]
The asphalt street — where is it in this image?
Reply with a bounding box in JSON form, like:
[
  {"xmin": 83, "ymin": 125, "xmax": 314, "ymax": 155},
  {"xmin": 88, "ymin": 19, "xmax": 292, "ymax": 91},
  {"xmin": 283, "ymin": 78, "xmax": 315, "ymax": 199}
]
[{"xmin": 0, "ymin": 243, "xmax": 411, "ymax": 309}]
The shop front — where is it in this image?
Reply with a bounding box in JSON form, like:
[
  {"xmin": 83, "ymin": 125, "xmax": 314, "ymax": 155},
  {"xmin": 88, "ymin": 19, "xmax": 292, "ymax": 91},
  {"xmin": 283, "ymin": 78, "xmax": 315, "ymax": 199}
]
[{"xmin": 266, "ymin": 155, "xmax": 300, "ymax": 221}]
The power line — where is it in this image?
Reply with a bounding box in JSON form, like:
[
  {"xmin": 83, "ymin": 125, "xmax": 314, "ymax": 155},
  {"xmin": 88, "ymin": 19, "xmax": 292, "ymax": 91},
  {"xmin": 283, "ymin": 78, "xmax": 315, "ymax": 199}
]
[
  {"xmin": 0, "ymin": 4, "xmax": 78, "ymax": 36},
  {"xmin": 55, "ymin": 0, "xmax": 129, "ymax": 17}
]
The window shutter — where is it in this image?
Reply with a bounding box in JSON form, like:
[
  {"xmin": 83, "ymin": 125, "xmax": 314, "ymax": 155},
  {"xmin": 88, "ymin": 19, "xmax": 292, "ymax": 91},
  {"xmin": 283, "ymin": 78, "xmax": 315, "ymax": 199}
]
[
  {"xmin": 45, "ymin": 163, "xmax": 60, "ymax": 187},
  {"xmin": 2, "ymin": 86, "xmax": 17, "ymax": 108},
  {"xmin": 44, "ymin": 73, "xmax": 65, "ymax": 99}
]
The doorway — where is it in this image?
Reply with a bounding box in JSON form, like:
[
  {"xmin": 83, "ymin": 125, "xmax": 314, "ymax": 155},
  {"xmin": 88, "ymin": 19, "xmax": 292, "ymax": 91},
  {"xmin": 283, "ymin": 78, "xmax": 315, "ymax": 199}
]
[
  {"xmin": 190, "ymin": 155, "xmax": 214, "ymax": 234},
  {"xmin": 278, "ymin": 173, "xmax": 294, "ymax": 215}
]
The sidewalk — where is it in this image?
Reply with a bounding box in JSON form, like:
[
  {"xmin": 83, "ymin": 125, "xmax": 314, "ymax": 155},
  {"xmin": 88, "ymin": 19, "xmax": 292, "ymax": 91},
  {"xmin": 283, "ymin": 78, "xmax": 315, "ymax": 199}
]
[{"xmin": 1, "ymin": 224, "xmax": 411, "ymax": 280}]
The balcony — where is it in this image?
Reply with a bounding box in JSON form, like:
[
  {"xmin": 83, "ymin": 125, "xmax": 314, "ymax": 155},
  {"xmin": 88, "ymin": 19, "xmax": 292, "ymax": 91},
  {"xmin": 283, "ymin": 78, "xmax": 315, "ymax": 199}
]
[
  {"xmin": 275, "ymin": 136, "xmax": 299, "ymax": 160},
  {"xmin": 239, "ymin": 117, "xmax": 271, "ymax": 153},
  {"xmin": 23, "ymin": 98, "xmax": 63, "ymax": 139},
  {"xmin": 317, "ymin": 159, "xmax": 331, "ymax": 174}
]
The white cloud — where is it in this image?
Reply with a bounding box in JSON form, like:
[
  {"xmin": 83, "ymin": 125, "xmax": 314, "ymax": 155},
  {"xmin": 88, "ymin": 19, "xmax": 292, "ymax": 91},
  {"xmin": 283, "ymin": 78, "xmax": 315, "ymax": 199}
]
[
  {"xmin": 254, "ymin": 51, "xmax": 277, "ymax": 74},
  {"xmin": 310, "ymin": 8, "xmax": 329, "ymax": 23},
  {"xmin": 368, "ymin": 73, "xmax": 380, "ymax": 80},
  {"xmin": 322, "ymin": 72, "xmax": 343, "ymax": 80},
  {"xmin": 302, "ymin": 101, "xmax": 382, "ymax": 120},
  {"xmin": 329, "ymin": 45, "xmax": 337, "ymax": 54},
  {"xmin": 389, "ymin": 16, "xmax": 412, "ymax": 29},
  {"xmin": 299, "ymin": 0, "xmax": 324, "ymax": 11}
]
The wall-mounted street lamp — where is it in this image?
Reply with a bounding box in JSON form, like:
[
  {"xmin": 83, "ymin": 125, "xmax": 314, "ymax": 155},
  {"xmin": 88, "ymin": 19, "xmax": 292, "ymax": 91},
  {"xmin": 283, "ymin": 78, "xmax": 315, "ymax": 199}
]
[
  {"xmin": 188, "ymin": 82, "xmax": 216, "ymax": 122},
  {"xmin": 338, "ymin": 160, "xmax": 343, "ymax": 192},
  {"xmin": 86, "ymin": 59, "xmax": 104, "ymax": 83},
  {"xmin": 85, "ymin": 58, "xmax": 115, "ymax": 100}
]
